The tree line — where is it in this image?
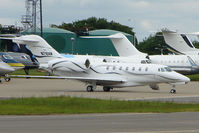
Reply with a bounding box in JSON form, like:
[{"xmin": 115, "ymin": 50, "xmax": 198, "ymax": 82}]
[{"xmin": 1, "ymin": 17, "xmax": 199, "ymax": 55}]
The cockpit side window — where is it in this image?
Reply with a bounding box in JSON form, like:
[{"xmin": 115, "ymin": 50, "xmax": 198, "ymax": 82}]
[
  {"xmin": 164, "ymin": 67, "xmax": 172, "ymax": 72},
  {"xmin": 21, "ymin": 55, "xmax": 28, "ymax": 59},
  {"xmin": 3, "ymin": 55, "xmax": 13, "ymax": 59}
]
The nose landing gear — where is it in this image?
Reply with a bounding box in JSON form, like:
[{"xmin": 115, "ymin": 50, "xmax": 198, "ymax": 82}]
[{"xmin": 170, "ymin": 85, "xmax": 176, "ymax": 94}]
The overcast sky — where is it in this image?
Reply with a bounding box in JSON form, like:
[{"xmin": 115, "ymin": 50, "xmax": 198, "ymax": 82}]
[{"xmin": 1, "ymin": 0, "xmax": 199, "ymax": 41}]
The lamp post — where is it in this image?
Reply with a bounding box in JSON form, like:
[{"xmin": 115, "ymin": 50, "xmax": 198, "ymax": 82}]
[{"xmin": 71, "ymin": 37, "xmax": 75, "ymax": 54}]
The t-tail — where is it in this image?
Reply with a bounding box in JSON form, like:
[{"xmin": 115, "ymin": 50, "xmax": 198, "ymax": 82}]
[
  {"xmin": 162, "ymin": 29, "xmax": 199, "ymax": 55},
  {"xmin": 81, "ymin": 33, "xmax": 147, "ymax": 58},
  {"xmin": 11, "ymin": 35, "xmax": 62, "ymax": 65}
]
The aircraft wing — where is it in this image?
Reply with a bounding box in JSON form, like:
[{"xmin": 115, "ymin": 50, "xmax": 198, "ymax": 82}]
[
  {"xmin": 0, "ymin": 36, "xmax": 39, "ymax": 44},
  {"xmin": 10, "ymin": 75, "xmax": 126, "ymax": 84}
]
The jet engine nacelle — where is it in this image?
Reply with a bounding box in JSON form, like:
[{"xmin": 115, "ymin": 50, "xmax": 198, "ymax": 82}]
[
  {"xmin": 149, "ymin": 84, "xmax": 159, "ymax": 90},
  {"xmin": 48, "ymin": 58, "xmax": 90, "ymax": 72}
]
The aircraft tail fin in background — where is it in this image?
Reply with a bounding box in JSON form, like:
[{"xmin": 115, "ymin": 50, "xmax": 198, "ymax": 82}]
[
  {"xmin": 81, "ymin": 33, "xmax": 147, "ymax": 57},
  {"xmin": 1, "ymin": 35, "xmax": 62, "ymax": 64},
  {"xmin": 162, "ymin": 30, "xmax": 199, "ymax": 55}
]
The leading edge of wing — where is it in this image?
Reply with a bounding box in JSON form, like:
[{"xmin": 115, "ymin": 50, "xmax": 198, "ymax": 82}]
[{"xmin": 11, "ymin": 75, "xmax": 126, "ymax": 83}]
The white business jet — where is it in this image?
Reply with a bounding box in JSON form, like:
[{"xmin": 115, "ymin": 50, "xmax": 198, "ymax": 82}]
[
  {"xmin": 5, "ymin": 35, "xmax": 189, "ymax": 93},
  {"xmin": 82, "ymin": 33, "xmax": 199, "ymax": 75}
]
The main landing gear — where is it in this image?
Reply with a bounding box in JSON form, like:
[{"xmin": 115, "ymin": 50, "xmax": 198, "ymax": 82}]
[
  {"xmin": 103, "ymin": 86, "xmax": 112, "ymax": 92},
  {"xmin": 86, "ymin": 84, "xmax": 112, "ymax": 92},
  {"xmin": 0, "ymin": 75, "xmax": 11, "ymax": 83},
  {"xmin": 86, "ymin": 84, "xmax": 96, "ymax": 92},
  {"xmin": 87, "ymin": 85, "xmax": 94, "ymax": 92},
  {"xmin": 170, "ymin": 85, "xmax": 176, "ymax": 94}
]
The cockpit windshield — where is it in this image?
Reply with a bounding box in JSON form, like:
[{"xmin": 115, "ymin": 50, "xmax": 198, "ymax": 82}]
[
  {"xmin": 164, "ymin": 67, "xmax": 172, "ymax": 72},
  {"xmin": 158, "ymin": 67, "xmax": 172, "ymax": 72},
  {"xmin": 141, "ymin": 60, "xmax": 151, "ymax": 64}
]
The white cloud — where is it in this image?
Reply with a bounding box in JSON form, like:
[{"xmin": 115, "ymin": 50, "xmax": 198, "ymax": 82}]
[
  {"xmin": 140, "ymin": 20, "xmax": 152, "ymax": 30},
  {"xmin": 1, "ymin": 0, "xmax": 199, "ymax": 41}
]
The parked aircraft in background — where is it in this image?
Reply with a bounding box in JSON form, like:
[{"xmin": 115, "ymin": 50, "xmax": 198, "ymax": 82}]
[
  {"xmin": 84, "ymin": 33, "xmax": 199, "ymax": 75},
  {"xmin": 4, "ymin": 35, "xmax": 190, "ymax": 93},
  {"xmin": 162, "ymin": 30, "xmax": 199, "ymax": 55},
  {"xmin": 0, "ymin": 59, "xmax": 14, "ymax": 82},
  {"xmin": 1, "ymin": 52, "xmax": 39, "ymax": 74},
  {"xmin": 0, "ymin": 52, "xmax": 25, "ymax": 70}
]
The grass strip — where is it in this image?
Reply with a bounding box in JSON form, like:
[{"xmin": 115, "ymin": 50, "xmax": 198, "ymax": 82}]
[{"xmin": 0, "ymin": 96, "xmax": 199, "ymax": 115}]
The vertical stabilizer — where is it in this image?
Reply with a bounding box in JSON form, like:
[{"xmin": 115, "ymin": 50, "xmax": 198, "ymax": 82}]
[
  {"xmin": 162, "ymin": 30, "xmax": 199, "ymax": 55},
  {"xmin": 12, "ymin": 35, "xmax": 62, "ymax": 64},
  {"xmin": 108, "ymin": 33, "xmax": 146, "ymax": 57}
]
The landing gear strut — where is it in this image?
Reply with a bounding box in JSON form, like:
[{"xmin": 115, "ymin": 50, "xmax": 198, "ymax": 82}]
[{"xmin": 170, "ymin": 85, "xmax": 176, "ymax": 94}]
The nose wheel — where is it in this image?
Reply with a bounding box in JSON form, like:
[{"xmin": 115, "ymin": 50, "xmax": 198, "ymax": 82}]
[
  {"xmin": 170, "ymin": 85, "xmax": 176, "ymax": 94},
  {"xmin": 4, "ymin": 74, "xmax": 11, "ymax": 82}
]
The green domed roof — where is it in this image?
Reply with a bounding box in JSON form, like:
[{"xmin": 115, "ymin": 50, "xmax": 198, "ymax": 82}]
[
  {"xmin": 89, "ymin": 29, "xmax": 131, "ymax": 36},
  {"xmin": 25, "ymin": 27, "xmax": 75, "ymax": 34}
]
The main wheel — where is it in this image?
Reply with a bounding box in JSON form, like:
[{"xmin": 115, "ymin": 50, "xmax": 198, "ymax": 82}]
[
  {"xmin": 87, "ymin": 85, "xmax": 93, "ymax": 92},
  {"xmin": 170, "ymin": 89, "xmax": 176, "ymax": 94},
  {"xmin": 5, "ymin": 77, "xmax": 11, "ymax": 82},
  {"xmin": 103, "ymin": 86, "xmax": 111, "ymax": 92}
]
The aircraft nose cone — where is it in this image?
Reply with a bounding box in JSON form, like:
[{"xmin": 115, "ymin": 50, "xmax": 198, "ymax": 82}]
[
  {"xmin": 183, "ymin": 76, "xmax": 190, "ymax": 84},
  {"xmin": 4, "ymin": 67, "xmax": 15, "ymax": 73}
]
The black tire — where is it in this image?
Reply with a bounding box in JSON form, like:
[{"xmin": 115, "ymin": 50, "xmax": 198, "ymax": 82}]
[
  {"xmin": 5, "ymin": 77, "xmax": 11, "ymax": 82},
  {"xmin": 87, "ymin": 86, "xmax": 93, "ymax": 92},
  {"xmin": 103, "ymin": 86, "xmax": 111, "ymax": 92},
  {"xmin": 170, "ymin": 89, "xmax": 176, "ymax": 94}
]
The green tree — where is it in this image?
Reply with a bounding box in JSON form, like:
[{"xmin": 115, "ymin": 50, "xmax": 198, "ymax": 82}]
[
  {"xmin": 137, "ymin": 32, "xmax": 169, "ymax": 55},
  {"xmin": 51, "ymin": 17, "xmax": 135, "ymax": 36}
]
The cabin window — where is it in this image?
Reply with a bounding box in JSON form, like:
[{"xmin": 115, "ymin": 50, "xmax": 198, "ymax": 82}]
[
  {"xmin": 158, "ymin": 68, "xmax": 160, "ymax": 72},
  {"xmin": 132, "ymin": 67, "xmax": 135, "ymax": 71},
  {"xmin": 138, "ymin": 67, "xmax": 142, "ymax": 71},
  {"xmin": 145, "ymin": 67, "xmax": 148, "ymax": 71},
  {"xmin": 106, "ymin": 66, "xmax": 109, "ymax": 70},
  {"xmin": 126, "ymin": 67, "xmax": 129, "ymax": 71},
  {"xmin": 113, "ymin": 66, "xmax": 116, "ymax": 70},
  {"xmin": 119, "ymin": 66, "xmax": 122, "ymax": 70}
]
